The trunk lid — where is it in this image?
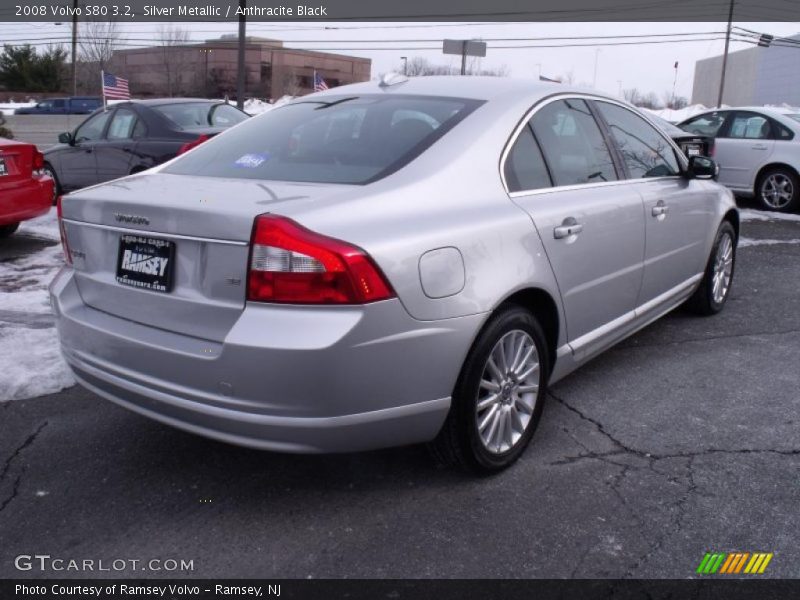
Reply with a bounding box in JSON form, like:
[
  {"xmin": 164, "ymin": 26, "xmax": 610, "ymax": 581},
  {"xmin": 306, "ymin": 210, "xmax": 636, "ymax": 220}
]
[
  {"xmin": 60, "ymin": 172, "xmax": 357, "ymax": 341},
  {"xmin": 0, "ymin": 140, "xmax": 36, "ymax": 185}
]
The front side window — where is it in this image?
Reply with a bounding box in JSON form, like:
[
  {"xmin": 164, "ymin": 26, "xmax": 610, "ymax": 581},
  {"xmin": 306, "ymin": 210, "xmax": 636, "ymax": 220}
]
[
  {"xmin": 596, "ymin": 102, "xmax": 680, "ymax": 179},
  {"xmin": 530, "ymin": 98, "xmax": 617, "ymax": 186},
  {"xmin": 165, "ymin": 95, "xmax": 482, "ymax": 185},
  {"xmin": 504, "ymin": 125, "xmax": 551, "ymax": 192},
  {"xmin": 727, "ymin": 112, "xmax": 771, "ymax": 139},
  {"xmin": 680, "ymin": 112, "xmax": 727, "ymax": 136},
  {"xmin": 74, "ymin": 111, "xmax": 111, "ymax": 143}
]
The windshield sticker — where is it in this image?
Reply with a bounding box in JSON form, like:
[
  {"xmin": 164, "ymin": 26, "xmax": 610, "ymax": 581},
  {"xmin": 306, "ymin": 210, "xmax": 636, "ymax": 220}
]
[{"xmin": 234, "ymin": 153, "xmax": 269, "ymax": 168}]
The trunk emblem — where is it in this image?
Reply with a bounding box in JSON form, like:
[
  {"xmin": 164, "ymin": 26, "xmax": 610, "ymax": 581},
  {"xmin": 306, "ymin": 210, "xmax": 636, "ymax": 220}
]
[{"xmin": 114, "ymin": 213, "xmax": 150, "ymax": 226}]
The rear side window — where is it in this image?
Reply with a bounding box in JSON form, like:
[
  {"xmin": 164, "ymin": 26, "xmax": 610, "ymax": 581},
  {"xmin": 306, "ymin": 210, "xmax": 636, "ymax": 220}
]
[
  {"xmin": 530, "ymin": 99, "xmax": 617, "ymax": 186},
  {"xmin": 504, "ymin": 125, "xmax": 551, "ymax": 192},
  {"xmin": 165, "ymin": 95, "xmax": 482, "ymax": 185},
  {"xmin": 727, "ymin": 112, "xmax": 771, "ymax": 139},
  {"xmin": 596, "ymin": 102, "xmax": 680, "ymax": 179},
  {"xmin": 680, "ymin": 112, "xmax": 727, "ymax": 136},
  {"xmin": 154, "ymin": 102, "xmax": 248, "ymax": 130}
]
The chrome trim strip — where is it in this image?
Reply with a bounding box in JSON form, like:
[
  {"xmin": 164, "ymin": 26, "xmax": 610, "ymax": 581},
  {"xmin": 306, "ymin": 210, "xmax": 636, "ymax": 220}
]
[{"xmin": 63, "ymin": 218, "xmax": 249, "ymax": 246}]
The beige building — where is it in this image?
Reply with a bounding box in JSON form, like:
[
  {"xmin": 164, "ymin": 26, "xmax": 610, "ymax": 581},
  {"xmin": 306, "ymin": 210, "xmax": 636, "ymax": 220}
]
[{"xmin": 109, "ymin": 36, "xmax": 371, "ymax": 99}]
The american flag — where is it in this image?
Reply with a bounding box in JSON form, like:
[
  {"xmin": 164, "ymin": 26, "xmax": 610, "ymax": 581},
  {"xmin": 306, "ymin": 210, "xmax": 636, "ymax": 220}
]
[
  {"xmin": 102, "ymin": 72, "xmax": 130, "ymax": 100},
  {"xmin": 314, "ymin": 72, "xmax": 329, "ymax": 92}
]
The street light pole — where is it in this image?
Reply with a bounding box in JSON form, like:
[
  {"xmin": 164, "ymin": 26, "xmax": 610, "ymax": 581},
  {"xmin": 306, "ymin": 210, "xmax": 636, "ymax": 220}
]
[
  {"xmin": 71, "ymin": 0, "xmax": 78, "ymax": 95},
  {"xmin": 717, "ymin": 0, "xmax": 735, "ymax": 108},
  {"xmin": 236, "ymin": 0, "xmax": 246, "ymax": 109}
]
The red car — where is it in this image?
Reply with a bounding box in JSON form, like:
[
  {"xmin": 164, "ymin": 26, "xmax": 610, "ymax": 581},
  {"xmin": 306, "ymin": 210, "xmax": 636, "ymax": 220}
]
[{"xmin": 0, "ymin": 139, "xmax": 54, "ymax": 238}]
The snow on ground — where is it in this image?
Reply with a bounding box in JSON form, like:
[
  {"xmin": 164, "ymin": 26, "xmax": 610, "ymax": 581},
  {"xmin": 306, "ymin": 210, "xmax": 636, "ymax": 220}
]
[
  {"xmin": 243, "ymin": 95, "xmax": 294, "ymax": 116},
  {"xmin": 643, "ymin": 104, "xmax": 713, "ymax": 124},
  {"xmin": 0, "ymin": 102, "xmax": 36, "ymax": 115},
  {"xmin": 0, "ymin": 208, "xmax": 75, "ymax": 401},
  {"xmin": 739, "ymin": 209, "xmax": 800, "ymax": 223},
  {"xmin": 739, "ymin": 237, "xmax": 800, "ymax": 247}
]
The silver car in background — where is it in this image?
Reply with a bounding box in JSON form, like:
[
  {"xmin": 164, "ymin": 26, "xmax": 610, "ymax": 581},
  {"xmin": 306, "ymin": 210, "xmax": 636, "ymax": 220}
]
[
  {"xmin": 679, "ymin": 106, "xmax": 800, "ymax": 212},
  {"xmin": 52, "ymin": 77, "xmax": 738, "ymax": 472}
]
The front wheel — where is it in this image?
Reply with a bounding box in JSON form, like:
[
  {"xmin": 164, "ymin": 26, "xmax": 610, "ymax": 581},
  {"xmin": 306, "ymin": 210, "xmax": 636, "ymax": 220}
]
[
  {"xmin": 429, "ymin": 306, "xmax": 549, "ymax": 474},
  {"xmin": 0, "ymin": 222, "xmax": 20, "ymax": 238},
  {"xmin": 685, "ymin": 221, "xmax": 737, "ymax": 315},
  {"xmin": 757, "ymin": 167, "xmax": 799, "ymax": 212}
]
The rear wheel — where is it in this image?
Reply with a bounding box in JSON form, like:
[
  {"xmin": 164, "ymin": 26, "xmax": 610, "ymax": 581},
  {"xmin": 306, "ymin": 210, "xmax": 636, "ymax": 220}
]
[
  {"xmin": 429, "ymin": 305, "xmax": 549, "ymax": 474},
  {"xmin": 757, "ymin": 167, "xmax": 799, "ymax": 212},
  {"xmin": 42, "ymin": 163, "xmax": 60, "ymax": 205},
  {"xmin": 0, "ymin": 223, "xmax": 20, "ymax": 238},
  {"xmin": 685, "ymin": 221, "xmax": 736, "ymax": 315}
]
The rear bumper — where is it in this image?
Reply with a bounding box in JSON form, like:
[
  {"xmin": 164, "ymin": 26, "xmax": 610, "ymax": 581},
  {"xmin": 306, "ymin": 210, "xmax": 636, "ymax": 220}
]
[
  {"xmin": 0, "ymin": 176, "xmax": 53, "ymax": 226},
  {"xmin": 51, "ymin": 269, "xmax": 484, "ymax": 453}
]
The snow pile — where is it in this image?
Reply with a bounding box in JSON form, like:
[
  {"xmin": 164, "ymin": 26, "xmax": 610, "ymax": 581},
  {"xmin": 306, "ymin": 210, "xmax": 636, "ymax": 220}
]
[
  {"xmin": 739, "ymin": 237, "xmax": 800, "ymax": 247},
  {"xmin": 643, "ymin": 104, "xmax": 712, "ymax": 124},
  {"xmin": 243, "ymin": 95, "xmax": 295, "ymax": 116},
  {"xmin": 0, "ymin": 102, "xmax": 36, "ymax": 115},
  {"xmin": 0, "ymin": 208, "xmax": 75, "ymax": 401}
]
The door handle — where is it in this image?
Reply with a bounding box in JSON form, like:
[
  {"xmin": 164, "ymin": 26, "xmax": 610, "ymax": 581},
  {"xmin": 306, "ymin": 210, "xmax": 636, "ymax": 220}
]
[
  {"xmin": 652, "ymin": 200, "xmax": 669, "ymax": 218},
  {"xmin": 752, "ymin": 144, "xmax": 768, "ymax": 150},
  {"xmin": 553, "ymin": 217, "xmax": 583, "ymax": 239}
]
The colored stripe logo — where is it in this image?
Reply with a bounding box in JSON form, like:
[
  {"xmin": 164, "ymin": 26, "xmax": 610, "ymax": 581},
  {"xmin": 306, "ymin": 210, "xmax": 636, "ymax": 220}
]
[{"xmin": 696, "ymin": 552, "xmax": 773, "ymax": 574}]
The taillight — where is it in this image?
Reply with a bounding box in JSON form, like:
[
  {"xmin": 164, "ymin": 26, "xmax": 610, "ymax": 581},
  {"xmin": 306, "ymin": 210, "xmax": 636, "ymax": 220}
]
[
  {"xmin": 247, "ymin": 215, "xmax": 395, "ymax": 305},
  {"xmin": 177, "ymin": 134, "xmax": 210, "ymax": 155},
  {"xmin": 32, "ymin": 149, "xmax": 44, "ymax": 171},
  {"xmin": 57, "ymin": 196, "xmax": 72, "ymax": 266}
]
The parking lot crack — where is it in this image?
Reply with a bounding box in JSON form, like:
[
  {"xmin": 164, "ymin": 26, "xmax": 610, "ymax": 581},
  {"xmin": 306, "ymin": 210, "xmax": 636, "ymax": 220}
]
[{"xmin": 0, "ymin": 421, "xmax": 48, "ymax": 514}]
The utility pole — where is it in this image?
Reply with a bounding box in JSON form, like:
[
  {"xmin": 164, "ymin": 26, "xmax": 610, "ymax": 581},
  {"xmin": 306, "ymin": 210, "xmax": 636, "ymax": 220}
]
[
  {"xmin": 400, "ymin": 56, "xmax": 407, "ymax": 75},
  {"xmin": 671, "ymin": 61, "xmax": 679, "ymax": 108},
  {"xmin": 592, "ymin": 49, "xmax": 601, "ymax": 88},
  {"xmin": 460, "ymin": 41, "xmax": 467, "ymax": 75},
  {"xmin": 236, "ymin": 0, "xmax": 246, "ymax": 109},
  {"xmin": 716, "ymin": 0, "xmax": 735, "ymax": 108},
  {"xmin": 71, "ymin": 0, "xmax": 78, "ymax": 95}
]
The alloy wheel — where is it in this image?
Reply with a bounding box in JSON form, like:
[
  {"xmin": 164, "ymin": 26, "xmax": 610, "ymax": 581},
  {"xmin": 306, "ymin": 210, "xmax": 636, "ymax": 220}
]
[
  {"xmin": 475, "ymin": 329, "xmax": 540, "ymax": 454},
  {"xmin": 712, "ymin": 232, "xmax": 734, "ymax": 305},
  {"xmin": 761, "ymin": 173, "xmax": 794, "ymax": 209}
]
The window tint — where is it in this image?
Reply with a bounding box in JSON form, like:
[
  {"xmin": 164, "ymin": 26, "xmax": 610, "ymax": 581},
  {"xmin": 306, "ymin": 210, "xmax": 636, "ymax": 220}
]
[
  {"xmin": 74, "ymin": 111, "xmax": 111, "ymax": 142},
  {"xmin": 107, "ymin": 108, "xmax": 137, "ymax": 140},
  {"xmin": 774, "ymin": 121, "xmax": 793, "ymax": 140},
  {"xmin": 530, "ymin": 99, "xmax": 617, "ymax": 186},
  {"xmin": 132, "ymin": 119, "xmax": 147, "ymax": 138},
  {"xmin": 504, "ymin": 125, "xmax": 551, "ymax": 192},
  {"xmin": 596, "ymin": 102, "xmax": 680, "ymax": 179},
  {"xmin": 680, "ymin": 112, "xmax": 727, "ymax": 136},
  {"xmin": 165, "ymin": 95, "xmax": 482, "ymax": 185},
  {"xmin": 728, "ymin": 112, "xmax": 770, "ymax": 139},
  {"xmin": 53, "ymin": 99, "xmax": 66, "ymax": 108}
]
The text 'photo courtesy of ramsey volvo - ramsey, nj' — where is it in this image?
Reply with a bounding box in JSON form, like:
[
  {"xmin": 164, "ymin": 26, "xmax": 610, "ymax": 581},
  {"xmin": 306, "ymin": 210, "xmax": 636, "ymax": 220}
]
[{"xmin": 51, "ymin": 76, "xmax": 738, "ymax": 473}]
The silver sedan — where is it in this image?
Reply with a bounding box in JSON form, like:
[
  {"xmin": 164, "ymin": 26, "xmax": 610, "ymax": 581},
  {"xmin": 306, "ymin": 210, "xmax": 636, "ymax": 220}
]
[{"xmin": 51, "ymin": 77, "xmax": 738, "ymax": 472}]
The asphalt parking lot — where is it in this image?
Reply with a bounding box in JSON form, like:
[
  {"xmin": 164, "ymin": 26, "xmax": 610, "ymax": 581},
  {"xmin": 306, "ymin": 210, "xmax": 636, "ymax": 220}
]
[{"xmin": 1, "ymin": 199, "xmax": 799, "ymax": 579}]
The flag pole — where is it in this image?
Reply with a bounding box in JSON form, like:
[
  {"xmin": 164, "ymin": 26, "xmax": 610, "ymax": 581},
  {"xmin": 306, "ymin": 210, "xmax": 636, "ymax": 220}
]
[{"xmin": 101, "ymin": 70, "xmax": 106, "ymax": 112}]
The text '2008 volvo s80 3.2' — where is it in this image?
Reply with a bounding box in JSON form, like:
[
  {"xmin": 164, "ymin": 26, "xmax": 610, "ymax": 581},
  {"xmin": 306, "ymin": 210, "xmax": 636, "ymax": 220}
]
[{"xmin": 51, "ymin": 76, "xmax": 739, "ymax": 473}]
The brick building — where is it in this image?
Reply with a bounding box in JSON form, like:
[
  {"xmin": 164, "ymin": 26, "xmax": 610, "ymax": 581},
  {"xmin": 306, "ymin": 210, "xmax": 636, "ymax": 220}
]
[{"xmin": 108, "ymin": 36, "xmax": 371, "ymax": 99}]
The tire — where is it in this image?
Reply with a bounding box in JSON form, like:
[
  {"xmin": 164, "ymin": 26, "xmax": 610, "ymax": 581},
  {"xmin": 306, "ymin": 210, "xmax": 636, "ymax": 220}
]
[
  {"xmin": 685, "ymin": 221, "xmax": 737, "ymax": 316},
  {"xmin": 0, "ymin": 222, "xmax": 20, "ymax": 238},
  {"xmin": 428, "ymin": 305, "xmax": 550, "ymax": 474},
  {"xmin": 756, "ymin": 167, "xmax": 800, "ymax": 212},
  {"xmin": 42, "ymin": 163, "xmax": 60, "ymax": 205}
]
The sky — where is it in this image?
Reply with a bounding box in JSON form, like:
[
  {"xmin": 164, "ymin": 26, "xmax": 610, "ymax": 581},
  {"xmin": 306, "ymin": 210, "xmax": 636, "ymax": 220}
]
[{"xmin": 1, "ymin": 20, "xmax": 798, "ymax": 102}]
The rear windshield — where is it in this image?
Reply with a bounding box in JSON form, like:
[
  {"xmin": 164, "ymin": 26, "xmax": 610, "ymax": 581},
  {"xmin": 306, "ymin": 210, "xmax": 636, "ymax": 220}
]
[
  {"xmin": 163, "ymin": 95, "xmax": 483, "ymax": 184},
  {"xmin": 153, "ymin": 102, "xmax": 249, "ymax": 129}
]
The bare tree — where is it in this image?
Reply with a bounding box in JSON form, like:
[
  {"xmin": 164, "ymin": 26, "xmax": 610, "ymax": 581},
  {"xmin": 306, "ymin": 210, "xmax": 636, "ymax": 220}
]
[
  {"xmin": 623, "ymin": 88, "xmax": 642, "ymax": 105},
  {"xmin": 661, "ymin": 91, "xmax": 689, "ymax": 110},
  {"xmin": 281, "ymin": 69, "xmax": 302, "ymax": 97},
  {"xmin": 76, "ymin": 20, "xmax": 123, "ymax": 94},
  {"xmin": 401, "ymin": 56, "xmax": 509, "ymax": 77},
  {"xmin": 157, "ymin": 24, "xmax": 190, "ymax": 97}
]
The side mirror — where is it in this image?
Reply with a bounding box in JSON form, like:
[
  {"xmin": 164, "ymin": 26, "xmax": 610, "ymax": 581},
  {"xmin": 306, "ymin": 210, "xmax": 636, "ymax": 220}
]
[
  {"xmin": 687, "ymin": 155, "xmax": 718, "ymax": 180},
  {"xmin": 58, "ymin": 132, "xmax": 73, "ymax": 145}
]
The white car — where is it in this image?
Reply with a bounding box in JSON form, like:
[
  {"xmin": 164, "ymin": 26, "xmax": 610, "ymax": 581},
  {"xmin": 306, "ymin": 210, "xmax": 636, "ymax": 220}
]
[{"xmin": 678, "ymin": 106, "xmax": 800, "ymax": 212}]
